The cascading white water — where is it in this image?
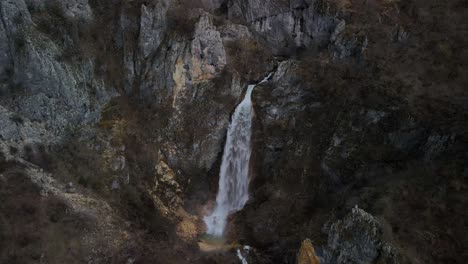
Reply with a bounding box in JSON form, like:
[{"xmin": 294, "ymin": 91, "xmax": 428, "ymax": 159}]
[{"xmin": 204, "ymin": 73, "xmax": 273, "ymax": 236}]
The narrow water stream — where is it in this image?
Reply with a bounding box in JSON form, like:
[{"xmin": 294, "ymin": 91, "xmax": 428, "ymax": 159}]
[{"xmin": 204, "ymin": 73, "xmax": 274, "ymax": 237}]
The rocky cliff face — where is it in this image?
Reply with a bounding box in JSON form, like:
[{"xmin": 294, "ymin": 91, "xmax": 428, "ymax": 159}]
[
  {"xmin": 0, "ymin": 0, "xmax": 112, "ymax": 147},
  {"xmin": 0, "ymin": 0, "xmax": 271, "ymax": 262},
  {"xmin": 1, "ymin": 0, "xmax": 467, "ymax": 263},
  {"xmin": 322, "ymin": 206, "xmax": 408, "ymax": 264},
  {"xmin": 228, "ymin": 1, "xmax": 467, "ymax": 263},
  {"xmin": 227, "ymin": 0, "xmax": 337, "ymax": 53}
]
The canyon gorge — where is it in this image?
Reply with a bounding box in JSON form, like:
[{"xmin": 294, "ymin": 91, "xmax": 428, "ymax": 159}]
[{"xmin": 0, "ymin": 0, "xmax": 467, "ymax": 263}]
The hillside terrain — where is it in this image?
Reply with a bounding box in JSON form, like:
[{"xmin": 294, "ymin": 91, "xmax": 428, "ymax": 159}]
[{"xmin": 0, "ymin": 0, "xmax": 467, "ymax": 263}]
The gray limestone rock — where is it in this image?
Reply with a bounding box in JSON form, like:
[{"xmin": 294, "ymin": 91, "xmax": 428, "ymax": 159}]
[
  {"xmin": 138, "ymin": 0, "xmax": 172, "ymax": 59},
  {"xmin": 0, "ymin": 0, "xmax": 114, "ymax": 144},
  {"xmin": 322, "ymin": 207, "xmax": 408, "ymax": 264},
  {"xmin": 227, "ymin": 0, "xmax": 337, "ymax": 52}
]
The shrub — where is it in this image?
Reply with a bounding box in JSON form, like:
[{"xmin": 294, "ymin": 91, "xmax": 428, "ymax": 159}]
[
  {"xmin": 9, "ymin": 146, "xmax": 18, "ymax": 155},
  {"xmin": 9, "ymin": 114, "xmax": 24, "ymax": 124},
  {"xmin": 214, "ymin": 1, "xmax": 229, "ymax": 16},
  {"xmin": 8, "ymin": 80, "xmax": 26, "ymax": 95},
  {"xmin": 78, "ymin": 174, "xmax": 104, "ymax": 192},
  {"xmin": 14, "ymin": 33, "xmax": 26, "ymax": 51},
  {"xmin": 175, "ymin": 0, "xmax": 204, "ymax": 9},
  {"xmin": 23, "ymin": 144, "xmax": 51, "ymax": 171},
  {"xmin": 35, "ymin": 1, "xmax": 69, "ymax": 40},
  {"xmin": 224, "ymin": 39, "xmax": 273, "ymax": 80},
  {"xmin": 56, "ymin": 44, "xmax": 81, "ymax": 63},
  {"xmin": 167, "ymin": 5, "xmax": 198, "ymax": 38},
  {"xmin": 33, "ymin": 0, "xmax": 83, "ymax": 63}
]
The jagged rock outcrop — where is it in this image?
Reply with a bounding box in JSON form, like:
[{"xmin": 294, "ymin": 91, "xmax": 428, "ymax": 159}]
[
  {"xmin": 227, "ymin": 0, "xmax": 337, "ymax": 53},
  {"xmin": 0, "ymin": 0, "xmax": 231, "ymax": 261},
  {"xmin": 0, "ymin": 0, "xmax": 272, "ymax": 262},
  {"xmin": 252, "ymin": 57, "xmax": 464, "ymax": 196},
  {"xmin": 151, "ymin": 160, "xmax": 183, "ymax": 214},
  {"xmin": 138, "ymin": 0, "xmax": 172, "ymax": 59},
  {"xmin": 321, "ymin": 207, "xmax": 407, "ymax": 264},
  {"xmin": 1, "ymin": 0, "xmax": 262, "ymax": 197},
  {"xmin": 236, "ymin": 52, "xmax": 467, "ymax": 263},
  {"xmin": 0, "ymin": 0, "xmax": 113, "ymax": 144},
  {"xmin": 133, "ymin": 6, "xmax": 263, "ymax": 176},
  {"xmin": 297, "ymin": 239, "xmax": 321, "ymax": 264}
]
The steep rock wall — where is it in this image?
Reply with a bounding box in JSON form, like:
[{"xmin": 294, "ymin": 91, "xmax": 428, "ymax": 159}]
[{"xmin": 227, "ymin": 0, "xmax": 337, "ymax": 53}]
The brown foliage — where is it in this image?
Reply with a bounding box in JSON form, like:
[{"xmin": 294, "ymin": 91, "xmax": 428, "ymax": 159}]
[
  {"xmin": 224, "ymin": 39, "xmax": 273, "ymax": 81},
  {"xmin": 0, "ymin": 165, "xmax": 89, "ymax": 264},
  {"xmin": 167, "ymin": 5, "xmax": 199, "ymax": 38}
]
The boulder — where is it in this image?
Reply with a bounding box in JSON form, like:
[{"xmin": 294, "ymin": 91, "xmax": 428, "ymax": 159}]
[{"xmin": 322, "ymin": 206, "xmax": 408, "ymax": 264}]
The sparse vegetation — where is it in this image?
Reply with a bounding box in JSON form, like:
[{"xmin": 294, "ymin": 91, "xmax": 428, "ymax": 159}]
[
  {"xmin": 167, "ymin": 5, "xmax": 199, "ymax": 38},
  {"xmin": 224, "ymin": 38, "xmax": 273, "ymax": 81},
  {"xmin": 7, "ymin": 80, "xmax": 27, "ymax": 96},
  {"xmin": 0, "ymin": 164, "xmax": 93, "ymax": 264},
  {"xmin": 9, "ymin": 113, "xmax": 24, "ymax": 125},
  {"xmin": 14, "ymin": 33, "xmax": 27, "ymax": 51},
  {"xmin": 9, "ymin": 146, "xmax": 18, "ymax": 155},
  {"xmin": 51, "ymin": 135, "xmax": 110, "ymax": 193},
  {"xmin": 0, "ymin": 0, "xmax": 465, "ymax": 263},
  {"xmin": 0, "ymin": 79, "xmax": 27, "ymax": 96},
  {"xmin": 23, "ymin": 144, "xmax": 51, "ymax": 171},
  {"xmin": 34, "ymin": 1, "xmax": 72, "ymax": 43}
]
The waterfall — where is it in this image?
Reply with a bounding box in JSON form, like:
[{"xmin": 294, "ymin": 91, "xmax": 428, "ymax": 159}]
[{"xmin": 204, "ymin": 73, "xmax": 273, "ymax": 236}]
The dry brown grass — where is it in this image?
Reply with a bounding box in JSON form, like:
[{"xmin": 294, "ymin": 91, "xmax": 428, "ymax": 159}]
[{"xmin": 0, "ymin": 164, "xmax": 90, "ymax": 264}]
